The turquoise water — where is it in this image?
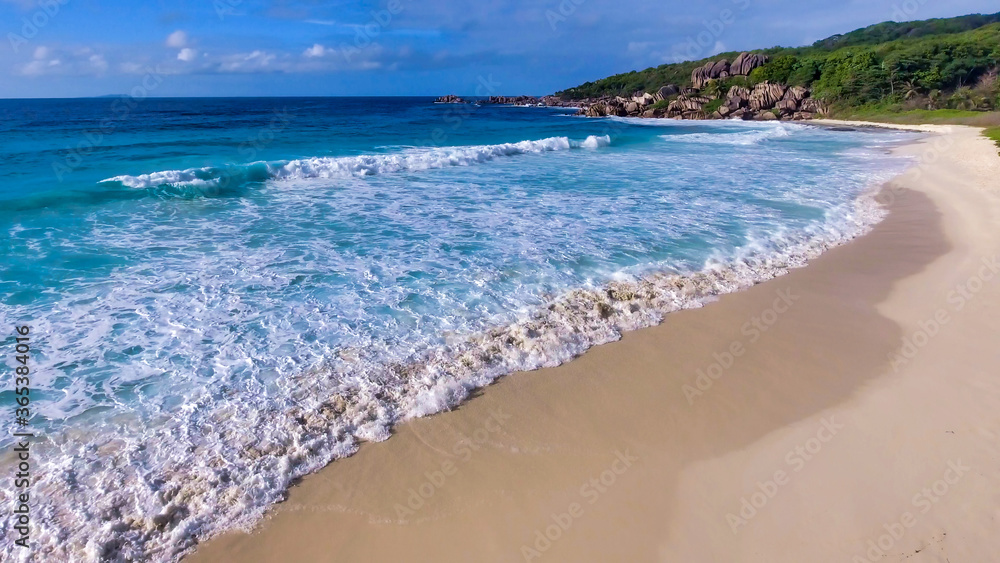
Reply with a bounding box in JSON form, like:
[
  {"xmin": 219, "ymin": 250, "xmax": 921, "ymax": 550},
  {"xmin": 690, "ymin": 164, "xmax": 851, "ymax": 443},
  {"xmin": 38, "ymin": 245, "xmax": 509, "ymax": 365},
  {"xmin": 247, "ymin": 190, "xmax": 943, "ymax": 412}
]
[{"xmin": 0, "ymin": 97, "xmax": 915, "ymax": 560}]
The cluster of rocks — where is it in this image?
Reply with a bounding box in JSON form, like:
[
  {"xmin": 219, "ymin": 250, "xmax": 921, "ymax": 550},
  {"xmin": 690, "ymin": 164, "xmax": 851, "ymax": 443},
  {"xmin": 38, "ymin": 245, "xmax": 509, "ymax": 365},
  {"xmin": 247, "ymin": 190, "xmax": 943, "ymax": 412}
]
[
  {"xmin": 433, "ymin": 94, "xmax": 583, "ymax": 108},
  {"xmin": 482, "ymin": 95, "xmax": 543, "ymax": 105},
  {"xmin": 576, "ymin": 52, "xmax": 829, "ymax": 121},
  {"xmin": 691, "ymin": 52, "xmax": 769, "ymax": 88},
  {"xmin": 713, "ymin": 83, "xmax": 826, "ymax": 120}
]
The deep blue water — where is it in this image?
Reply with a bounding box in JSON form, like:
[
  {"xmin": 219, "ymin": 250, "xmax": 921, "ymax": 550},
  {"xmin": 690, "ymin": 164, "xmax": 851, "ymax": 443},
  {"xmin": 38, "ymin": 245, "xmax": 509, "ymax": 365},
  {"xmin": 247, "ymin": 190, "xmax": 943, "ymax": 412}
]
[{"xmin": 0, "ymin": 97, "xmax": 916, "ymax": 560}]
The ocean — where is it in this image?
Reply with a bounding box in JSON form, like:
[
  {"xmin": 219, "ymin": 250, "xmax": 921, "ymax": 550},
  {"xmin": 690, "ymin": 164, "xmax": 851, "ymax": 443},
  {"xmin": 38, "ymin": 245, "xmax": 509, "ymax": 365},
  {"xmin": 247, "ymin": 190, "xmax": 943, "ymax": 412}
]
[{"xmin": 0, "ymin": 97, "xmax": 917, "ymax": 560}]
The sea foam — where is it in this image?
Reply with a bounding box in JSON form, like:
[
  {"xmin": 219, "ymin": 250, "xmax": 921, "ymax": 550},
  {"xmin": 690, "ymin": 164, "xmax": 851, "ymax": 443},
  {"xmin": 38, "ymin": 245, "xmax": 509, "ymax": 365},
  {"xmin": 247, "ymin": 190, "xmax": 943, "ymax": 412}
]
[
  {"xmin": 0, "ymin": 116, "xmax": 917, "ymax": 562},
  {"xmin": 103, "ymin": 135, "xmax": 612, "ymax": 189}
]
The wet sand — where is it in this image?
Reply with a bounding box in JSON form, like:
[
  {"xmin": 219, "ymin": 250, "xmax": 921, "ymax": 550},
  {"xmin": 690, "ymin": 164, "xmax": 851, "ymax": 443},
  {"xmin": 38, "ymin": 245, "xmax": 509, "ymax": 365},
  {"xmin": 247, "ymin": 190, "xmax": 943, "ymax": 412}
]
[{"xmin": 189, "ymin": 124, "xmax": 1000, "ymax": 562}]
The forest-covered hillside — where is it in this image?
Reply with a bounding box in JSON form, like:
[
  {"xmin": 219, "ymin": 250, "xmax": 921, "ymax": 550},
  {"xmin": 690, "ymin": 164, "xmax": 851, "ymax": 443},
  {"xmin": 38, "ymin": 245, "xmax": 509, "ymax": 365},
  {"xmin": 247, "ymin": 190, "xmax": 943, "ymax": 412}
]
[{"xmin": 556, "ymin": 12, "xmax": 1000, "ymax": 114}]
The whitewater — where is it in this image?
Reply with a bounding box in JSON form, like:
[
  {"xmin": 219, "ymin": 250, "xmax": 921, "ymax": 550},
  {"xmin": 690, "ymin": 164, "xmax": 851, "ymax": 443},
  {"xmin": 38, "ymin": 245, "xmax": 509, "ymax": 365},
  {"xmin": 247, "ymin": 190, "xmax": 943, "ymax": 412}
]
[{"xmin": 0, "ymin": 98, "xmax": 918, "ymax": 561}]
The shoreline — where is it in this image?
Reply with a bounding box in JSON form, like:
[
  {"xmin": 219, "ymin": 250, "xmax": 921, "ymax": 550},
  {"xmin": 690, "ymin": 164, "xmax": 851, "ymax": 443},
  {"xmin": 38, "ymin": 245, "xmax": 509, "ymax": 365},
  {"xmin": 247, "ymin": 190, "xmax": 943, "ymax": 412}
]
[{"xmin": 189, "ymin": 125, "xmax": 1000, "ymax": 562}]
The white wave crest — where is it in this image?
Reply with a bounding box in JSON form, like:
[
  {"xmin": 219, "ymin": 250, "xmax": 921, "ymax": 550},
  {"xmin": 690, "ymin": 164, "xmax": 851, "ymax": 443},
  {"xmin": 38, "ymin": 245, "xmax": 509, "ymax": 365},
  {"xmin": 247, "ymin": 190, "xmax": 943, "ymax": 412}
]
[
  {"xmin": 105, "ymin": 169, "xmax": 220, "ymax": 189},
  {"xmin": 102, "ymin": 136, "xmax": 612, "ymax": 189},
  {"xmin": 659, "ymin": 124, "xmax": 797, "ymax": 146}
]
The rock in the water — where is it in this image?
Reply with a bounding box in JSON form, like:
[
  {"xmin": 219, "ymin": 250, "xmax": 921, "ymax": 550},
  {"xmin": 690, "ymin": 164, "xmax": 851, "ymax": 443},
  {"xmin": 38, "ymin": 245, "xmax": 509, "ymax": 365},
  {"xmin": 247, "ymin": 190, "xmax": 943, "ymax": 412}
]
[
  {"xmin": 792, "ymin": 111, "xmax": 816, "ymax": 121},
  {"xmin": 758, "ymin": 111, "xmax": 778, "ymax": 121},
  {"xmin": 434, "ymin": 95, "xmax": 466, "ymax": 104},
  {"xmin": 484, "ymin": 95, "xmax": 541, "ymax": 105},
  {"xmin": 626, "ymin": 102, "xmax": 640, "ymax": 114}
]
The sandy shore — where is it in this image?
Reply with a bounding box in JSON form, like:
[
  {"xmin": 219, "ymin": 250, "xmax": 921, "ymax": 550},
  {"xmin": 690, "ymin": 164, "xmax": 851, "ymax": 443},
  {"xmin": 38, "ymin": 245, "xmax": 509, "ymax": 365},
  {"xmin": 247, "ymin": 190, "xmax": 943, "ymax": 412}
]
[{"xmin": 189, "ymin": 123, "xmax": 1000, "ymax": 562}]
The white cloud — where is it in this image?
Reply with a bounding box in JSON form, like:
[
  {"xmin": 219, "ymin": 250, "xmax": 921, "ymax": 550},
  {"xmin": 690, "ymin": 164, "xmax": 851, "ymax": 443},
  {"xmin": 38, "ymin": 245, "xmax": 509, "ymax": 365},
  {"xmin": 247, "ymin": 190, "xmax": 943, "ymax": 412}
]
[
  {"xmin": 303, "ymin": 44, "xmax": 330, "ymax": 58},
  {"xmin": 177, "ymin": 48, "xmax": 198, "ymax": 62},
  {"xmin": 166, "ymin": 30, "xmax": 188, "ymax": 48},
  {"xmin": 21, "ymin": 58, "xmax": 60, "ymax": 76},
  {"xmin": 89, "ymin": 54, "xmax": 108, "ymax": 72},
  {"xmin": 216, "ymin": 50, "xmax": 278, "ymax": 72},
  {"xmin": 627, "ymin": 41, "xmax": 654, "ymax": 54},
  {"xmin": 33, "ymin": 46, "xmax": 49, "ymax": 59}
]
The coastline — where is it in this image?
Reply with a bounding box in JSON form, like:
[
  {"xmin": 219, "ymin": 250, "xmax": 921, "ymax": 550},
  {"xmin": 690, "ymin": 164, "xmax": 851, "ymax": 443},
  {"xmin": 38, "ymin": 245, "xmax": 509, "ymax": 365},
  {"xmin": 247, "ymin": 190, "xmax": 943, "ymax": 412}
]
[{"xmin": 189, "ymin": 124, "xmax": 1000, "ymax": 562}]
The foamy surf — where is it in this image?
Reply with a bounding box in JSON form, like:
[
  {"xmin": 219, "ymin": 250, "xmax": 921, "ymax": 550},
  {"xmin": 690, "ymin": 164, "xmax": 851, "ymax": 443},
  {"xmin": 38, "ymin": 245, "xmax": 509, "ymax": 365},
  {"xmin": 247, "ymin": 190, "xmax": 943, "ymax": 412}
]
[
  {"xmin": 659, "ymin": 124, "xmax": 797, "ymax": 146},
  {"xmin": 102, "ymin": 135, "xmax": 612, "ymax": 190},
  {"xmin": 0, "ymin": 190, "xmax": 895, "ymax": 563},
  {"xmin": 0, "ymin": 97, "xmax": 920, "ymax": 563}
]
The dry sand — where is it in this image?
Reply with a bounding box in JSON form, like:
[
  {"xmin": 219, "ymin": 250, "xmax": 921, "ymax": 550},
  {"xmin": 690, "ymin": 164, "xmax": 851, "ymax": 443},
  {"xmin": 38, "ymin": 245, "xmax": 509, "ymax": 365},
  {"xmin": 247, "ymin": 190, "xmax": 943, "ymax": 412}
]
[{"xmin": 189, "ymin": 124, "xmax": 1000, "ymax": 562}]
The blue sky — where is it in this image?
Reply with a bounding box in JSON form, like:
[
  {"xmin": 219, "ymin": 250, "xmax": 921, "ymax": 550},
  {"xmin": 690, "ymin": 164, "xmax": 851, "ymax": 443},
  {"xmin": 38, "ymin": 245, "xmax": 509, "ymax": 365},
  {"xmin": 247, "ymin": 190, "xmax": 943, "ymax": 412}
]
[{"xmin": 1, "ymin": 0, "xmax": 998, "ymax": 98}]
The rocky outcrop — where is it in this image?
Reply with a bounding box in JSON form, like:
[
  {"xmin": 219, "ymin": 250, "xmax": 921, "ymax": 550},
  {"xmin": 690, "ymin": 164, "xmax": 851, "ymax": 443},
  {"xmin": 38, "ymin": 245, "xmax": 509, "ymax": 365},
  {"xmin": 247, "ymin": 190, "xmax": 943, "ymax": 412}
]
[
  {"xmin": 783, "ymin": 86, "xmax": 809, "ymax": 103},
  {"xmin": 484, "ymin": 95, "xmax": 541, "ymax": 105},
  {"xmin": 570, "ymin": 54, "xmax": 825, "ymax": 122},
  {"xmin": 655, "ymin": 84, "xmax": 680, "ymax": 100},
  {"xmin": 749, "ymin": 82, "xmax": 787, "ymax": 110},
  {"xmin": 799, "ymin": 98, "xmax": 828, "ymax": 115},
  {"xmin": 691, "ymin": 63, "xmax": 713, "ymax": 90},
  {"xmin": 633, "ymin": 92, "xmax": 656, "ymax": 107},
  {"xmin": 774, "ymin": 99, "xmax": 799, "ymax": 116},
  {"xmin": 727, "ymin": 86, "xmax": 751, "ymax": 100},
  {"xmin": 730, "ymin": 52, "xmax": 769, "ymax": 76},
  {"xmin": 667, "ymin": 97, "xmax": 705, "ymax": 113},
  {"xmin": 692, "ymin": 52, "xmax": 767, "ymax": 88},
  {"xmin": 692, "ymin": 59, "xmax": 732, "ymax": 89},
  {"xmin": 434, "ymin": 94, "xmax": 586, "ymax": 108},
  {"xmin": 711, "ymin": 59, "xmax": 731, "ymax": 78}
]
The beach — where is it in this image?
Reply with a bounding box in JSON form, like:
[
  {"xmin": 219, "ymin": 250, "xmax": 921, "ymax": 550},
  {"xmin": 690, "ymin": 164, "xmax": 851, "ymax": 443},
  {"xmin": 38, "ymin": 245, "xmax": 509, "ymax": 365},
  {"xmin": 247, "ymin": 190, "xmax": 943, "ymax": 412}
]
[{"xmin": 188, "ymin": 123, "xmax": 1000, "ymax": 562}]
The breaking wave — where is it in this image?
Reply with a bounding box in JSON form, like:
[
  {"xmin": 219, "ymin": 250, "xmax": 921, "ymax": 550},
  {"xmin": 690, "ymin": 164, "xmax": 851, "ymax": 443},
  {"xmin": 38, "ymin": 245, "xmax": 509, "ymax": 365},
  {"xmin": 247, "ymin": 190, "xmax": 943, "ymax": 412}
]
[
  {"xmin": 0, "ymin": 190, "xmax": 890, "ymax": 562},
  {"xmin": 102, "ymin": 135, "xmax": 612, "ymax": 190},
  {"xmin": 659, "ymin": 123, "xmax": 798, "ymax": 146}
]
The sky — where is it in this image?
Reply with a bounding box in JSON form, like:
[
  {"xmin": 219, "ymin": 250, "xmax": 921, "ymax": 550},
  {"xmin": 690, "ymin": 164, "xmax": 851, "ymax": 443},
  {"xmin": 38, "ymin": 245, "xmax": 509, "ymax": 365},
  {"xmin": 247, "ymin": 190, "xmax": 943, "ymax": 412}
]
[{"xmin": 1, "ymin": 0, "xmax": 998, "ymax": 98}]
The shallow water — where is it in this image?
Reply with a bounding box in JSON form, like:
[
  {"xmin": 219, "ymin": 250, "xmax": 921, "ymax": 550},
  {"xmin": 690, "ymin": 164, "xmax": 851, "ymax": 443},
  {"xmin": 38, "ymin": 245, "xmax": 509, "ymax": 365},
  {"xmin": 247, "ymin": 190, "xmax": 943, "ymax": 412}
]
[{"xmin": 0, "ymin": 97, "xmax": 917, "ymax": 560}]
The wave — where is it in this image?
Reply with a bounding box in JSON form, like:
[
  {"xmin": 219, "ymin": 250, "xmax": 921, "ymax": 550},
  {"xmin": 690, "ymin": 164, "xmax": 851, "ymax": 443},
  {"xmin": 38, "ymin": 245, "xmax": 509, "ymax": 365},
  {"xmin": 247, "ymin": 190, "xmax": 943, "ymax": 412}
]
[
  {"xmin": 659, "ymin": 124, "xmax": 797, "ymax": 146},
  {"xmin": 0, "ymin": 187, "xmax": 890, "ymax": 562},
  {"xmin": 102, "ymin": 135, "xmax": 612, "ymax": 190}
]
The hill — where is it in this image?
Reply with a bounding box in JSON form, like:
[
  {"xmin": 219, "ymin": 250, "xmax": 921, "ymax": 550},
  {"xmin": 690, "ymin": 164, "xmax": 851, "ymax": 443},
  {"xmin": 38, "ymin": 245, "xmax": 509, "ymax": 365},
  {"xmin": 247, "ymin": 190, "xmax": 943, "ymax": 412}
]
[{"xmin": 555, "ymin": 12, "xmax": 1000, "ymax": 115}]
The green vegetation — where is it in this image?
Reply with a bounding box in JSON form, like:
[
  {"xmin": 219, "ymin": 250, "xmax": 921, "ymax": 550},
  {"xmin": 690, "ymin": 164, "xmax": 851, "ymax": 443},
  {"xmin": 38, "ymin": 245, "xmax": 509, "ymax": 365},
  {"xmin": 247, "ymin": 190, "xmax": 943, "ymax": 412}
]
[
  {"xmin": 984, "ymin": 127, "xmax": 1000, "ymax": 152},
  {"xmin": 810, "ymin": 12, "xmax": 1000, "ymax": 49},
  {"xmin": 703, "ymin": 99, "xmax": 725, "ymax": 115},
  {"xmin": 831, "ymin": 108, "xmax": 1000, "ymax": 126},
  {"xmin": 555, "ymin": 12, "xmax": 1000, "ymax": 121}
]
